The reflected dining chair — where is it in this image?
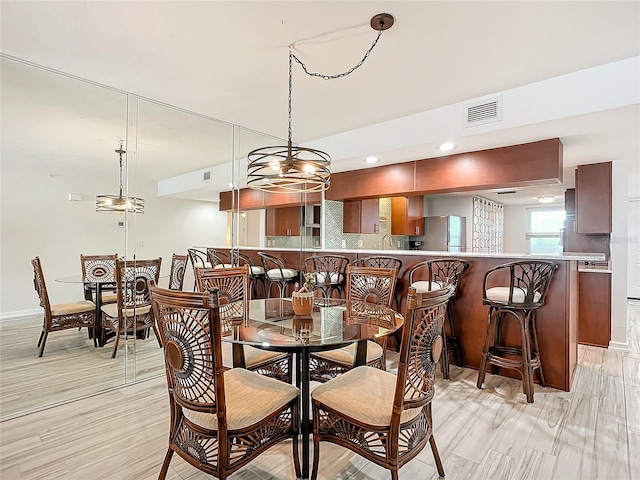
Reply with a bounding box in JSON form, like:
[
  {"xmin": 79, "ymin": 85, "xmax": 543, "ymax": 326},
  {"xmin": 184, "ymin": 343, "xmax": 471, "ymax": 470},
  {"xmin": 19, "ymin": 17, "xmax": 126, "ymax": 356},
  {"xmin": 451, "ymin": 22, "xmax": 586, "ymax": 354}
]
[
  {"xmin": 308, "ymin": 265, "xmax": 398, "ymax": 382},
  {"xmin": 31, "ymin": 257, "xmax": 96, "ymax": 357},
  {"xmin": 408, "ymin": 258, "xmax": 469, "ymax": 379},
  {"xmin": 100, "ymin": 258, "xmax": 162, "ymax": 358},
  {"xmin": 310, "ymin": 285, "xmax": 453, "ymax": 480},
  {"xmin": 206, "ymin": 248, "xmax": 233, "ymax": 268},
  {"xmin": 258, "ymin": 252, "xmax": 299, "ymax": 298},
  {"xmin": 187, "ymin": 248, "xmax": 211, "ymax": 289},
  {"xmin": 195, "ymin": 265, "xmax": 293, "ymax": 383},
  {"xmin": 80, "ymin": 253, "xmax": 118, "ymax": 305},
  {"xmin": 303, "ymin": 254, "xmax": 349, "ymax": 299},
  {"xmin": 235, "ymin": 251, "xmax": 266, "ymax": 299},
  {"xmin": 168, "ymin": 254, "xmax": 188, "ymax": 291},
  {"xmin": 150, "ymin": 285, "xmax": 301, "ymax": 480}
]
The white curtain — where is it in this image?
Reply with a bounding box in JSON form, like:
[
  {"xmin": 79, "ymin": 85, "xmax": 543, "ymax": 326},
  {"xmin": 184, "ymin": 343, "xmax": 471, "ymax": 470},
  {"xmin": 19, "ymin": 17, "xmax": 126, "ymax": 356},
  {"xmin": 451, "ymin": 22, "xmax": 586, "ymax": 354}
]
[{"xmin": 472, "ymin": 196, "xmax": 504, "ymax": 253}]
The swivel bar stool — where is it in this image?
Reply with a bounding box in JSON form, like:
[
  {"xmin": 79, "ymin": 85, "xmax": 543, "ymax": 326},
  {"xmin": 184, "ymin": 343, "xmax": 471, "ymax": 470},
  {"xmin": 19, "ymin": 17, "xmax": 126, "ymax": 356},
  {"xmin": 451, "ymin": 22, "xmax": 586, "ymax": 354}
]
[
  {"xmin": 408, "ymin": 258, "xmax": 469, "ymax": 379},
  {"xmin": 476, "ymin": 260, "xmax": 557, "ymax": 403}
]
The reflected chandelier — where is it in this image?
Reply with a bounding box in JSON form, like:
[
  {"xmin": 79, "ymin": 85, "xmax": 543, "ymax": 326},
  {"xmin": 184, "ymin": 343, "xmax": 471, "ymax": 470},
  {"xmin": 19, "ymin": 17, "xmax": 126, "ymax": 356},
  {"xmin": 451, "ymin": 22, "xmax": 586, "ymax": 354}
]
[
  {"xmin": 247, "ymin": 13, "xmax": 395, "ymax": 193},
  {"xmin": 96, "ymin": 142, "xmax": 145, "ymax": 214}
]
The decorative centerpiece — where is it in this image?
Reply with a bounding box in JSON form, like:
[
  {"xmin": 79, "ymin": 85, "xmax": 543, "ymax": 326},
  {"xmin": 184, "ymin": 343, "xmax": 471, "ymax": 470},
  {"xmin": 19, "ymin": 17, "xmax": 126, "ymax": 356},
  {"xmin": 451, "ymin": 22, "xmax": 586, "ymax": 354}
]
[{"xmin": 291, "ymin": 273, "xmax": 315, "ymax": 316}]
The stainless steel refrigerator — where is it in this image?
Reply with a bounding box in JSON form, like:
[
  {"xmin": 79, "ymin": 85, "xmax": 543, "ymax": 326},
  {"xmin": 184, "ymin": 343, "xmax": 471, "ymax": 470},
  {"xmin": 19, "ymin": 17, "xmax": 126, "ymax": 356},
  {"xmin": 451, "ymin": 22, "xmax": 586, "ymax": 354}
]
[{"xmin": 423, "ymin": 216, "xmax": 467, "ymax": 252}]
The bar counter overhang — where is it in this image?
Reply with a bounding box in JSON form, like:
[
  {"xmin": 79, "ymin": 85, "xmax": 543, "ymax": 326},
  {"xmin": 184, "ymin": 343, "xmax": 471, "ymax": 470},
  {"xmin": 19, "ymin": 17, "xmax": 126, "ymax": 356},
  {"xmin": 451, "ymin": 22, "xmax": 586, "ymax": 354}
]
[{"xmin": 213, "ymin": 247, "xmax": 606, "ymax": 392}]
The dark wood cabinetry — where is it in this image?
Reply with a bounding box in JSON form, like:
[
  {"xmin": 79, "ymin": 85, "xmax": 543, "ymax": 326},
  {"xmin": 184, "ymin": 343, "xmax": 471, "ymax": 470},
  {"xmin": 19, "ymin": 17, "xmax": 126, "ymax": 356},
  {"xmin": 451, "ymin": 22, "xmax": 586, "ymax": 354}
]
[
  {"xmin": 575, "ymin": 162, "xmax": 612, "ymax": 234},
  {"xmin": 391, "ymin": 196, "xmax": 424, "ymax": 235},
  {"xmin": 578, "ymin": 272, "xmax": 611, "ymax": 347},
  {"xmin": 343, "ymin": 199, "xmax": 380, "ymax": 233},
  {"xmin": 265, "ymin": 206, "xmax": 302, "ymax": 236}
]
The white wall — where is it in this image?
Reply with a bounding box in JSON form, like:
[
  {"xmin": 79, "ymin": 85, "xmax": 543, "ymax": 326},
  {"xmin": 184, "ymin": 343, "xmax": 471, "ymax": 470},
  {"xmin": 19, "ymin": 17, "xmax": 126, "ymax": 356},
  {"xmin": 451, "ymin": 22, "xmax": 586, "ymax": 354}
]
[
  {"xmin": 503, "ymin": 204, "xmax": 528, "ymax": 254},
  {"xmin": 0, "ymin": 152, "xmax": 227, "ymax": 317}
]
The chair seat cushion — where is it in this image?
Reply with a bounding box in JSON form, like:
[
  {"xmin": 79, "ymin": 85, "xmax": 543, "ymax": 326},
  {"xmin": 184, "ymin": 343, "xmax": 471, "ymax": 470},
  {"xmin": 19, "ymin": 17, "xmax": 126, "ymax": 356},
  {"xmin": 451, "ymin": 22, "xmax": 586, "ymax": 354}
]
[
  {"xmin": 92, "ymin": 291, "xmax": 118, "ymax": 304},
  {"xmin": 221, "ymin": 343, "xmax": 288, "ymax": 369},
  {"xmin": 101, "ymin": 303, "xmax": 151, "ymax": 318},
  {"xmin": 311, "ymin": 340, "xmax": 383, "ymax": 366},
  {"xmin": 410, "ymin": 280, "xmax": 443, "ymax": 293},
  {"xmin": 485, "ymin": 287, "xmax": 541, "ymax": 304},
  {"xmin": 266, "ymin": 268, "xmax": 298, "ymax": 280},
  {"xmin": 315, "ymin": 272, "xmax": 344, "ymax": 285},
  {"xmin": 183, "ymin": 367, "xmax": 299, "ymax": 431},
  {"xmin": 51, "ymin": 300, "xmax": 96, "ymax": 316},
  {"xmin": 249, "ymin": 266, "xmax": 265, "ymax": 275},
  {"xmin": 311, "ymin": 366, "xmax": 422, "ymax": 427}
]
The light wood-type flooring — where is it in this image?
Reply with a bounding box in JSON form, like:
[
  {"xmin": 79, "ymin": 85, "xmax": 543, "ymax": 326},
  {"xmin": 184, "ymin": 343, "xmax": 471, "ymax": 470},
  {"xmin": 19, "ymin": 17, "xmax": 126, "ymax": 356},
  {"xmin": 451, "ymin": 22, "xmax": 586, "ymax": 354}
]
[{"xmin": 1, "ymin": 300, "xmax": 638, "ymax": 480}]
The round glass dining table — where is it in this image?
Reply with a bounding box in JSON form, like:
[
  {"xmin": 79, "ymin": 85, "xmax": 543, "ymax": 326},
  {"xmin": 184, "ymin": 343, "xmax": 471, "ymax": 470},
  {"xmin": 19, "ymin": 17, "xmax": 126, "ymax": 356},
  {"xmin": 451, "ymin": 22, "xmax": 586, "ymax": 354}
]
[{"xmin": 223, "ymin": 297, "xmax": 404, "ymax": 479}]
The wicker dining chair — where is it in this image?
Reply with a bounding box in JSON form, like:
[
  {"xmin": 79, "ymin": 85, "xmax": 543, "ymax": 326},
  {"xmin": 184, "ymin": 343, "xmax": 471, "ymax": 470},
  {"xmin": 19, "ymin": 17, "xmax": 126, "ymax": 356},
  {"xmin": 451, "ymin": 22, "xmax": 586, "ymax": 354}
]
[
  {"xmin": 168, "ymin": 254, "xmax": 188, "ymax": 291},
  {"xmin": 308, "ymin": 265, "xmax": 398, "ymax": 382},
  {"xmin": 31, "ymin": 257, "xmax": 96, "ymax": 357},
  {"xmin": 100, "ymin": 258, "xmax": 162, "ymax": 358},
  {"xmin": 195, "ymin": 266, "xmax": 293, "ymax": 383},
  {"xmin": 187, "ymin": 248, "xmax": 211, "ymax": 289},
  {"xmin": 80, "ymin": 253, "xmax": 118, "ymax": 304},
  {"xmin": 258, "ymin": 252, "xmax": 299, "ymax": 298},
  {"xmin": 310, "ymin": 285, "xmax": 453, "ymax": 480},
  {"xmin": 150, "ymin": 285, "xmax": 301, "ymax": 480},
  {"xmin": 352, "ymin": 256, "xmax": 403, "ymax": 309},
  {"xmin": 303, "ymin": 254, "xmax": 350, "ymax": 299},
  {"xmin": 408, "ymin": 258, "xmax": 469, "ymax": 379}
]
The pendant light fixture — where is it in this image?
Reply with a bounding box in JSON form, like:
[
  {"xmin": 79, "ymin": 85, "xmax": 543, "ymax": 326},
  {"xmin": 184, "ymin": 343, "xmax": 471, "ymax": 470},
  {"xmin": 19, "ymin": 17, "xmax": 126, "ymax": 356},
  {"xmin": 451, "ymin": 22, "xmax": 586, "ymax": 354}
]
[
  {"xmin": 96, "ymin": 142, "xmax": 145, "ymax": 214},
  {"xmin": 247, "ymin": 13, "xmax": 394, "ymax": 194}
]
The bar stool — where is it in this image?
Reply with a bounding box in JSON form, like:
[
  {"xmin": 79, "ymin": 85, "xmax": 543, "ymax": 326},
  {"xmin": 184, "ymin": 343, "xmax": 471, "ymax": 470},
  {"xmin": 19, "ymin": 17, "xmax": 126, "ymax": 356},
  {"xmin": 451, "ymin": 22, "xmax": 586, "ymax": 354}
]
[
  {"xmin": 236, "ymin": 252, "xmax": 266, "ymax": 299},
  {"xmin": 408, "ymin": 259, "xmax": 469, "ymax": 380},
  {"xmin": 303, "ymin": 254, "xmax": 349, "ymax": 299},
  {"xmin": 258, "ymin": 252, "xmax": 299, "ymax": 298},
  {"xmin": 476, "ymin": 260, "xmax": 558, "ymax": 403}
]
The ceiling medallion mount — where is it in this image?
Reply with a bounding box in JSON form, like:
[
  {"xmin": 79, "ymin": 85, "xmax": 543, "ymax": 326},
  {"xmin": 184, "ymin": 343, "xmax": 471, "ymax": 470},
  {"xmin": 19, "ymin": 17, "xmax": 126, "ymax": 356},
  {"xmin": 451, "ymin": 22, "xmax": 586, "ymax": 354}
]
[{"xmin": 246, "ymin": 13, "xmax": 394, "ymax": 194}]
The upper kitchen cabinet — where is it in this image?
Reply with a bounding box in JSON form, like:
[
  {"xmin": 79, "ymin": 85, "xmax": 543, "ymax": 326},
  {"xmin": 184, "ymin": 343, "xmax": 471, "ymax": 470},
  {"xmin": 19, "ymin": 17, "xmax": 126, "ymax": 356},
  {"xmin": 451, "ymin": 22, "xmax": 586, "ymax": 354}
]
[
  {"xmin": 265, "ymin": 206, "xmax": 302, "ymax": 237},
  {"xmin": 575, "ymin": 162, "xmax": 612, "ymax": 234},
  {"xmin": 343, "ymin": 199, "xmax": 380, "ymax": 234},
  {"xmin": 391, "ymin": 196, "xmax": 424, "ymax": 235}
]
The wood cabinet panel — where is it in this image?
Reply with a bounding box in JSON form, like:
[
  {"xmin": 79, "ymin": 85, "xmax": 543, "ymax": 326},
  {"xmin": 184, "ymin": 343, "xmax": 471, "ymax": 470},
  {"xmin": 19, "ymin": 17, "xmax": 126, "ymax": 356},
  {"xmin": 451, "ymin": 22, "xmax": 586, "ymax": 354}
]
[
  {"xmin": 265, "ymin": 206, "xmax": 302, "ymax": 236},
  {"xmin": 578, "ymin": 272, "xmax": 611, "ymax": 347},
  {"xmin": 415, "ymin": 138, "xmax": 562, "ymax": 194},
  {"xmin": 391, "ymin": 196, "xmax": 424, "ymax": 235},
  {"xmin": 576, "ymin": 162, "xmax": 612, "ymax": 234},
  {"xmin": 342, "ymin": 201, "xmax": 361, "ymax": 233},
  {"xmin": 327, "ymin": 163, "xmax": 415, "ymax": 201},
  {"xmin": 360, "ymin": 199, "xmax": 380, "ymax": 233},
  {"xmin": 219, "ymin": 188, "xmax": 320, "ymax": 211}
]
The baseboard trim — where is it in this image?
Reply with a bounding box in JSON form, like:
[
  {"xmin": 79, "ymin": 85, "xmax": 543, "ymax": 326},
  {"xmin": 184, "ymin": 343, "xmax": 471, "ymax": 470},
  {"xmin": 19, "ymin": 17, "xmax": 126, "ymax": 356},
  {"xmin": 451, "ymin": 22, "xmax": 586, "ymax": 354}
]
[
  {"xmin": 0, "ymin": 308, "xmax": 42, "ymax": 321},
  {"xmin": 608, "ymin": 340, "xmax": 630, "ymax": 352}
]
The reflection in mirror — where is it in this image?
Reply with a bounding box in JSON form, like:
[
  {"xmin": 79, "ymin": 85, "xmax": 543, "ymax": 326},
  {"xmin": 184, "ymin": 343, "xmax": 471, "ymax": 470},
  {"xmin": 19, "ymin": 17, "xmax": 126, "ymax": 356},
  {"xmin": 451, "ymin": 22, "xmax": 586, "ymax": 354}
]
[
  {"xmin": 126, "ymin": 97, "xmax": 234, "ymax": 382},
  {"xmin": 0, "ymin": 56, "xmax": 129, "ymax": 418}
]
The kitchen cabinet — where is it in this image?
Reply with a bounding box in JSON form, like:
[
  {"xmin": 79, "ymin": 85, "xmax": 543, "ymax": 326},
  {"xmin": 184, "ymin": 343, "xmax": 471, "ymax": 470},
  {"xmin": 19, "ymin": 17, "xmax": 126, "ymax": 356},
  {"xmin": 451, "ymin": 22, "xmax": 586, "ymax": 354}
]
[
  {"xmin": 578, "ymin": 270, "xmax": 611, "ymax": 347},
  {"xmin": 391, "ymin": 196, "xmax": 424, "ymax": 235},
  {"xmin": 343, "ymin": 199, "xmax": 380, "ymax": 233},
  {"xmin": 575, "ymin": 162, "xmax": 611, "ymax": 234},
  {"xmin": 266, "ymin": 206, "xmax": 302, "ymax": 236}
]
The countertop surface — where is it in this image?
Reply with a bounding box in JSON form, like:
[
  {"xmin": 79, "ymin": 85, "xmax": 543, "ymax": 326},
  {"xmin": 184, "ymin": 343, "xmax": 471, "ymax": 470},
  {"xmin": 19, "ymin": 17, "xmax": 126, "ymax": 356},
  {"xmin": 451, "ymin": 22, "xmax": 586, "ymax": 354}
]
[{"xmin": 214, "ymin": 246, "xmax": 606, "ymax": 262}]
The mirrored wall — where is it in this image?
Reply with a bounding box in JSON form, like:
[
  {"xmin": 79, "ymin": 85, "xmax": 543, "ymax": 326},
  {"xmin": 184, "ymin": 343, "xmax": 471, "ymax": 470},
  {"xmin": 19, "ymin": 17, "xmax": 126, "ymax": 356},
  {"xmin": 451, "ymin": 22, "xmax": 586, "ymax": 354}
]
[{"xmin": 0, "ymin": 55, "xmax": 287, "ymax": 418}]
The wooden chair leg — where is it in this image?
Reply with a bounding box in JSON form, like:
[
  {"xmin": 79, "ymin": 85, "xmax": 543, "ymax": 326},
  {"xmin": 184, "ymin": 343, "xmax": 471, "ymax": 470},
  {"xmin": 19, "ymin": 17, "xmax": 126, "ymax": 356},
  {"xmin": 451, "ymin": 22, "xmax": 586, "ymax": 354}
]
[
  {"xmin": 447, "ymin": 302, "xmax": 463, "ymax": 366},
  {"xmin": 440, "ymin": 323, "xmax": 451, "ymax": 380},
  {"xmin": 158, "ymin": 447, "xmax": 174, "ymax": 480},
  {"xmin": 38, "ymin": 330, "xmax": 48, "ymax": 357},
  {"xmin": 521, "ymin": 314, "xmax": 534, "ymax": 403},
  {"xmin": 476, "ymin": 308, "xmax": 495, "ymax": 389},
  {"xmin": 310, "ymin": 435, "xmax": 321, "ymax": 480},
  {"xmin": 111, "ymin": 327, "xmax": 122, "ymax": 359},
  {"xmin": 530, "ymin": 312, "xmax": 546, "ymax": 387},
  {"xmin": 37, "ymin": 330, "xmax": 45, "ymax": 347}
]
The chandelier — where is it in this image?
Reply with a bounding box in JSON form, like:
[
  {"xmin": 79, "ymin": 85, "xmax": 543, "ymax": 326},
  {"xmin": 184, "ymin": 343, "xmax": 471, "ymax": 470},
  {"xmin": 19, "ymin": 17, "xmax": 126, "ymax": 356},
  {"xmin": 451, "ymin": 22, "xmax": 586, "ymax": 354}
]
[
  {"xmin": 247, "ymin": 13, "xmax": 394, "ymax": 194},
  {"xmin": 96, "ymin": 142, "xmax": 145, "ymax": 214}
]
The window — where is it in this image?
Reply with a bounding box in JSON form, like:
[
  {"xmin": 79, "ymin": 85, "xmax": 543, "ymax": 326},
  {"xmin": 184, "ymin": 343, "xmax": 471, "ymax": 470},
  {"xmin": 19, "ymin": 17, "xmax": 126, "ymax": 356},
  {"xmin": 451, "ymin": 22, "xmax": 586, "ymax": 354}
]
[{"xmin": 525, "ymin": 207, "xmax": 565, "ymax": 254}]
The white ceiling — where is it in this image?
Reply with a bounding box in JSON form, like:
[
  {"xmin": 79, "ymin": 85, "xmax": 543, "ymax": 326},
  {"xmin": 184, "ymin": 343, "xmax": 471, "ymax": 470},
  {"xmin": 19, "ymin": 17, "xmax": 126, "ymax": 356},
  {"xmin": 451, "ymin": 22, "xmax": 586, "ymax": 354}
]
[{"xmin": 1, "ymin": 1, "xmax": 639, "ymax": 205}]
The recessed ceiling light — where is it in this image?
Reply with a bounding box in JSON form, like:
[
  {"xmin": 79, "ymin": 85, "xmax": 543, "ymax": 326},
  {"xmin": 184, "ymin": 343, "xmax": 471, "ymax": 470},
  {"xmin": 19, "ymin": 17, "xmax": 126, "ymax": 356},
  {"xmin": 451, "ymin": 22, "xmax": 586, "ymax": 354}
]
[
  {"xmin": 364, "ymin": 156, "xmax": 379, "ymax": 164},
  {"xmin": 438, "ymin": 143, "xmax": 456, "ymax": 151},
  {"xmin": 537, "ymin": 195, "xmax": 555, "ymax": 203}
]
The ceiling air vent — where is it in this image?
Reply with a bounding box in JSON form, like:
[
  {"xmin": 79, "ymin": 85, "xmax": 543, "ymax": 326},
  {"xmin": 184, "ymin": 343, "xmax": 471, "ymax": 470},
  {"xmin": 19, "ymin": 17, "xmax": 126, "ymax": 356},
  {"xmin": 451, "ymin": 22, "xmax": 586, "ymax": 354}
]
[
  {"xmin": 202, "ymin": 170, "xmax": 212, "ymax": 182},
  {"xmin": 464, "ymin": 96, "xmax": 503, "ymax": 127}
]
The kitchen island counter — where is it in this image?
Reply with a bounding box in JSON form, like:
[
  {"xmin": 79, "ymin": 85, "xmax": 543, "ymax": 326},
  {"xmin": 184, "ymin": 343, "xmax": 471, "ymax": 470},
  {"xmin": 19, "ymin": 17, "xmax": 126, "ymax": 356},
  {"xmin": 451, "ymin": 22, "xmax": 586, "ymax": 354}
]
[{"xmin": 211, "ymin": 246, "xmax": 599, "ymax": 392}]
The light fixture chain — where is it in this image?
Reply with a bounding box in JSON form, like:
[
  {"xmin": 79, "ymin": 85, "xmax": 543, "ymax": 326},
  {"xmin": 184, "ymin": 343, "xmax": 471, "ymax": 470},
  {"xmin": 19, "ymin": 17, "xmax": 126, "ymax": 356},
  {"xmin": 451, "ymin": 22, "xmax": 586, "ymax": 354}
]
[
  {"xmin": 291, "ymin": 29, "xmax": 383, "ymax": 80},
  {"xmin": 288, "ymin": 50, "xmax": 293, "ymax": 144}
]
